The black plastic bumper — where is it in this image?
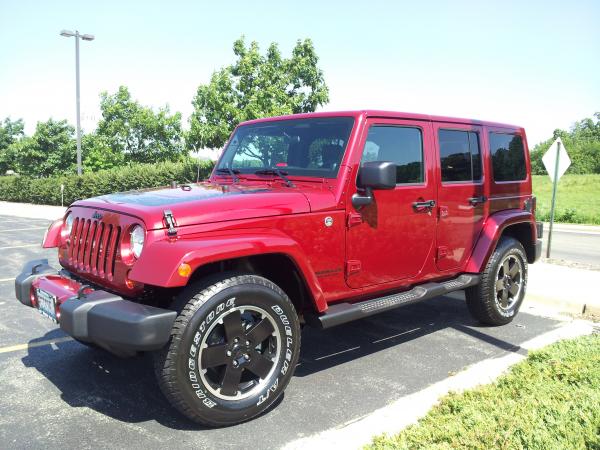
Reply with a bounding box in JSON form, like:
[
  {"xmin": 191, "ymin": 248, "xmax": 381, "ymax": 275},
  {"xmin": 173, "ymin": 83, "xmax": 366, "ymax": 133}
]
[
  {"xmin": 15, "ymin": 259, "xmax": 58, "ymax": 306},
  {"xmin": 15, "ymin": 261, "xmax": 177, "ymax": 357},
  {"xmin": 60, "ymin": 291, "xmax": 176, "ymax": 356}
]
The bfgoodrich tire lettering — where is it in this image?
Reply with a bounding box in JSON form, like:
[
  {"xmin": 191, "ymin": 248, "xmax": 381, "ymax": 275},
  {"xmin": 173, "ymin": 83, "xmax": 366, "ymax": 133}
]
[
  {"xmin": 465, "ymin": 237, "xmax": 528, "ymax": 326},
  {"xmin": 153, "ymin": 274, "xmax": 301, "ymax": 426}
]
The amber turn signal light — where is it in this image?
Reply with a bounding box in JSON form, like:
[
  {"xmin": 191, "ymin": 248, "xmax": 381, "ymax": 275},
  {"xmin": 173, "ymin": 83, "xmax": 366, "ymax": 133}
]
[
  {"xmin": 125, "ymin": 271, "xmax": 136, "ymax": 289},
  {"xmin": 178, "ymin": 263, "xmax": 192, "ymax": 278}
]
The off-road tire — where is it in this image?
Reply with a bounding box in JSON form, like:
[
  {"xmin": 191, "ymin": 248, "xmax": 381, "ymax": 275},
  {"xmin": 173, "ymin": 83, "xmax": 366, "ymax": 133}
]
[
  {"xmin": 465, "ymin": 237, "xmax": 528, "ymax": 325},
  {"xmin": 153, "ymin": 274, "xmax": 301, "ymax": 427}
]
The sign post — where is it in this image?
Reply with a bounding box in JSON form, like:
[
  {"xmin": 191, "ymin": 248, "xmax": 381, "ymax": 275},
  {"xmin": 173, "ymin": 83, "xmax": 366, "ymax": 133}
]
[{"xmin": 542, "ymin": 137, "xmax": 571, "ymax": 258}]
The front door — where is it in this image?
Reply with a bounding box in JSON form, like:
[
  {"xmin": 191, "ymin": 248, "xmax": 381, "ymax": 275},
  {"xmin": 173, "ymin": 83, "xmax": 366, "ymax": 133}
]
[
  {"xmin": 345, "ymin": 118, "xmax": 437, "ymax": 289},
  {"xmin": 433, "ymin": 122, "xmax": 486, "ymax": 272}
]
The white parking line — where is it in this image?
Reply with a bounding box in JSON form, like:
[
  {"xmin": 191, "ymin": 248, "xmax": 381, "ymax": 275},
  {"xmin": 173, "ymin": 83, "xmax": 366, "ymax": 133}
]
[
  {"xmin": 0, "ymin": 244, "xmax": 40, "ymax": 250},
  {"xmin": 314, "ymin": 346, "xmax": 360, "ymax": 361},
  {"xmin": 0, "ymin": 278, "xmax": 15, "ymax": 282},
  {"xmin": 372, "ymin": 327, "xmax": 421, "ymax": 344}
]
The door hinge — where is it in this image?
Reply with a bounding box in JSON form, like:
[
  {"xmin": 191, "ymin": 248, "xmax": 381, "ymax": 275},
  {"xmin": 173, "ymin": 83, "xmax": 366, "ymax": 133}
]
[
  {"xmin": 163, "ymin": 209, "xmax": 177, "ymax": 237},
  {"xmin": 346, "ymin": 260, "xmax": 362, "ymax": 276},
  {"xmin": 347, "ymin": 212, "xmax": 363, "ymax": 228}
]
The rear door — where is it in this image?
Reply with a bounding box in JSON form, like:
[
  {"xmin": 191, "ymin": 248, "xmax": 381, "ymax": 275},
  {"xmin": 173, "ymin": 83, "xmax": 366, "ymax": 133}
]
[
  {"xmin": 345, "ymin": 118, "xmax": 437, "ymax": 288},
  {"xmin": 433, "ymin": 122, "xmax": 486, "ymax": 272}
]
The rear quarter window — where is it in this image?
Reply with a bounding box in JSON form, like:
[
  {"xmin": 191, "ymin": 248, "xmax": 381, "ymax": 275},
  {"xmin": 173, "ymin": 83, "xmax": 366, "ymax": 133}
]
[{"xmin": 489, "ymin": 132, "xmax": 526, "ymax": 182}]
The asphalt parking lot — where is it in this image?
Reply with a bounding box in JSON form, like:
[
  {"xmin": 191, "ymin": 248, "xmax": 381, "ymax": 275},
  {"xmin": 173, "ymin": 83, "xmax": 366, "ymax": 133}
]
[{"xmin": 0, "ymin": 214, "xmax": 562, "ymax": 450}]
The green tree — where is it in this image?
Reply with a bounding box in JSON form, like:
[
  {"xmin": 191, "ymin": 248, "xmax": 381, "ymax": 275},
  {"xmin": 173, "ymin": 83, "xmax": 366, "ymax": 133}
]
[
  {"xmin": 82, "ymin": 133, "xmax": 125, "ymax": 172},
  {"xmin": 95, "ymin": 86, "xmax": 185, "ymax": 164},
  {"xmin": 187, "ymin": 36, "xmax": 329, "ymax": 151},
  {"xmin": 0, "ymin": 117, "xmax": 25, "ymax": 174},
  {"xmin": 8, "ymin": 119, "xmax": 76, "ymax": 177},
  {"xmin": 530, "ymin": 112, "xmax": 600, "ymax": 175}
]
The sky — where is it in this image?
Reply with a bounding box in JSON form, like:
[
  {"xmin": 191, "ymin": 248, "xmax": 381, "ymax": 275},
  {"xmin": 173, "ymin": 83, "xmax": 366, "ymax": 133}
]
[{"xmin": 1, "ymin": 0, "xmax": 599, "ymax": 146}]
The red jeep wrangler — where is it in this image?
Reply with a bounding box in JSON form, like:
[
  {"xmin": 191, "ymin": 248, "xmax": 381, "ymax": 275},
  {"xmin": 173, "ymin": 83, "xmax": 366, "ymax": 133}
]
[{"xmin": 16, "ymin": 110, "xmax": 542, "ymax": 426}]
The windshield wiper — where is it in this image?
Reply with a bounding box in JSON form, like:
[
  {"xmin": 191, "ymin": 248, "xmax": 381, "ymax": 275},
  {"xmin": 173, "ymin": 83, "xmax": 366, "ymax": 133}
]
[
  {"xmin": 254, "ymin": 169, "xmax": 295, "ymax": 187},
  {"xmin": 216, "ymin": 167, "xmax": 240, "ymax": 183}
]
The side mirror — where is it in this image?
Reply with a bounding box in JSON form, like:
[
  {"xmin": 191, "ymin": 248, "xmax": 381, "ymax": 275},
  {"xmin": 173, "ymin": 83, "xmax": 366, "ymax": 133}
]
[{"xmin": 352, "ymin": 161, "xmax": 396, "ymax": 208}]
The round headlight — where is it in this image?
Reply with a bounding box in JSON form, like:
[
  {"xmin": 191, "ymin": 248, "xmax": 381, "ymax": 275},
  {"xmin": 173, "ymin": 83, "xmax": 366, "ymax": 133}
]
[
  {"xmin": 130, "ymin": 225, "xmax": 145, "ymax": 259},
  {"xmin": 64, "ymin": 213, "xmax": 74, "ymax": 236}
]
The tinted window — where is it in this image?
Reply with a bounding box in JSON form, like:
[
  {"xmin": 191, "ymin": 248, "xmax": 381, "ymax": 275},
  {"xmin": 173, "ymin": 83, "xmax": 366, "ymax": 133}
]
[
  {"xmin": 489, "ymin": 133, "xmax": 526, "ymax": 181},
  {"xmin": 218, "ymin": 117, "xmax": 355, "ymax": 178},
  {"xmin": 438, "ymin": 129, "xmax": 482, "ymax": 182},
  {"xmin": 360, "ymin": 126, "xmax": 424, "ymax": 184}
]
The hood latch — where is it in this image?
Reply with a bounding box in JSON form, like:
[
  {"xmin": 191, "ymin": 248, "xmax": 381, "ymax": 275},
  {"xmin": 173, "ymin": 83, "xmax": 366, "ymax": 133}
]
[{"xmin": 163, "ymin": 209, "xmax": 177, "ymax": 237}]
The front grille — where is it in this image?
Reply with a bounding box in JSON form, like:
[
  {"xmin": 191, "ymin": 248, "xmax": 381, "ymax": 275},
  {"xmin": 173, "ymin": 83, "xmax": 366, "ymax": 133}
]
[{"xmin": 68, "ymin": 217, "xmax": 121, "ymax": 280}]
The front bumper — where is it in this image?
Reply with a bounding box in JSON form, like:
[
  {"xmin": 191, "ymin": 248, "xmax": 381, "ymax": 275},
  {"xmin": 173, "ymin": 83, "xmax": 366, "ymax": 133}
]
[{"xmin": 15, "ymin": 259, "xmax": 176, "ymax": 357}]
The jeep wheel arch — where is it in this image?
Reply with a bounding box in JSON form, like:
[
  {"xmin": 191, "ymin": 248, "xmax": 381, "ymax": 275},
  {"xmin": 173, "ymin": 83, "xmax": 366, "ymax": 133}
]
[
  {"xmin": 465, "ymin": 209, "xmax": 537, "ymax": 273},
  {"xmin": 128, "ymin": 230, "xmax": 327, "ymax": 312}
]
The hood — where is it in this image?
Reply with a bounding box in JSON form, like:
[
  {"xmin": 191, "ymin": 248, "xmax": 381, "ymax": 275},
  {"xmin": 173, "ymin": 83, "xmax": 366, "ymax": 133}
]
[{"xmin": 72, "ymin": 182, "xmax": 322, "ymax": 230}]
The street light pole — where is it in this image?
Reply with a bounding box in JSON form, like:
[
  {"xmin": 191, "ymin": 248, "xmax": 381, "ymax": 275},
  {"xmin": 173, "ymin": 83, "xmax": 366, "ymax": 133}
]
[
  {"xmin": 60, "ymin": 29, "xmax": 94, "ymax": 176},
  {"xmin": 75, "ymin": 33, "xmax": 81, "ymax": 175}
]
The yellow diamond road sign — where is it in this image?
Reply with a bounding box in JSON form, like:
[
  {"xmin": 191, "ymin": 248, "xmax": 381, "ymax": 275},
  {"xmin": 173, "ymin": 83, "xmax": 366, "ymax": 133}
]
[{"xmin": 542, "ymin": 137, "xmax": 571, "ymax": 182}]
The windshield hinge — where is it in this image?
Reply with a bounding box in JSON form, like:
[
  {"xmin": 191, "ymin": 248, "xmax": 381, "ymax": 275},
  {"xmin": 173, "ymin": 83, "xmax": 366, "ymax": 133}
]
[{"xmin": 163, "ymin": 209, "xmax": 177, "ymax": 237}]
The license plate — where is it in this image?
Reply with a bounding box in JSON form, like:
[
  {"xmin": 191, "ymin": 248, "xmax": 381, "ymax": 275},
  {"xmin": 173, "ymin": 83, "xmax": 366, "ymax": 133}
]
[{"xmin": 36, "ymin": 288, "xmax": 57, "ymax": 323}]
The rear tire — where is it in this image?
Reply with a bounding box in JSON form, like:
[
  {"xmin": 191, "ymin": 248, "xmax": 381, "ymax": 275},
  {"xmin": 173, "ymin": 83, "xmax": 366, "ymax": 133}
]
[
  {"xmin": 465, "ymin": 237, "xmax": 528, "ymax": 325},
  {"xmin": 153, "ymin": 274, "xmax": 301, "ymax": 427}
]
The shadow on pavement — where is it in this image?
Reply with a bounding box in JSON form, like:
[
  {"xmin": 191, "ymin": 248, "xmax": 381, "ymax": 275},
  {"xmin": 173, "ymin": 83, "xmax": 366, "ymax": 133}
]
[
  {"xmin": 295, "ymin": 295, "xmax": 528, "ymax": 376},
  {"xmin": 21, "ymin": 295, "xmax": 541, "ymax": 431}
]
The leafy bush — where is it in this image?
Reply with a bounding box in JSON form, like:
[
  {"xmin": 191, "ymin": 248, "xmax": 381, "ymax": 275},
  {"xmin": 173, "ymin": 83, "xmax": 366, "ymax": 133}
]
[{"xmin": 0, "ymin": 160, "xmax": 214, "ymax": 206}]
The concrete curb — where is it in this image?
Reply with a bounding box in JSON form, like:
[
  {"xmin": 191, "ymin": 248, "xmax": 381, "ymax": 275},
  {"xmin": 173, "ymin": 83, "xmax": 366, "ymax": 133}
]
[
  {"xmin": 542, "ymin": 222, "xmax": 600, "ymax": 233},
  {"xmin": 0, "ymin": 201, "xmax": 66, "ymax": 221},
  {"xmin": 282, "ymin": 319, "xmax": 596, "ymax": 450},
  {"xmin": 527, "ymin": 262, "xmax": 600, "ymax": 321},
  {"xmin": 526, "ymin": 294, "xmax": 600, "ymax": 321}
]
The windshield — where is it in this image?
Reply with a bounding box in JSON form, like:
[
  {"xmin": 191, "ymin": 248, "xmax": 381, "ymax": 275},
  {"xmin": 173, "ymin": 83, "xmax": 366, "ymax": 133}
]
[{"xmin": 217, "ymin": 117, "xmax": 355, "ymax": 178}]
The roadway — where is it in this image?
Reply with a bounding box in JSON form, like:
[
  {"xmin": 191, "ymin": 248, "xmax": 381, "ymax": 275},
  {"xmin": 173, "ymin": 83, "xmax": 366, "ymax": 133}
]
[{"xmin": 541, "ymin": 223, "xmax": 600, "ymax": 267}]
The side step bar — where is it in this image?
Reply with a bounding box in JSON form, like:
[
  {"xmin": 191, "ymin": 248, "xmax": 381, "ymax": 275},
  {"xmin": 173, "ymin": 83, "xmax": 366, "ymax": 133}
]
[{"xmin": 307, "ymin": 274, "xmax": 480, "ymax": 329}]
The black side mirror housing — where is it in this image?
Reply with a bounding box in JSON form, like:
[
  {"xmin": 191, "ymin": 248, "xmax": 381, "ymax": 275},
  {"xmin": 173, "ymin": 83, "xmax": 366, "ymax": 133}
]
[
  {"xmin": 352, "ymin": 161, "xmax": 396, "ymax": 208},
  {"xmin": 358, "ymin": 161, "xmax": 397, "ymax": 190}
]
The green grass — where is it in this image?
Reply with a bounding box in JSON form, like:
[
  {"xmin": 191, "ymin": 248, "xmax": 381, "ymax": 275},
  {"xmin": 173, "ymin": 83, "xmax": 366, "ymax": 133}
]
[
  {"xmin": 367, "ymin": 333, "xmax": 600, "ymax": 450},
  {"xmin": 532, "ymin": 174, "xmax": 600, "ymax": 224}
]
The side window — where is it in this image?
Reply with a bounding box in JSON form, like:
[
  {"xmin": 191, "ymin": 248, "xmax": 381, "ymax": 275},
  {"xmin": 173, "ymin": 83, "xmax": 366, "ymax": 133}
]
[
  {"xmin": 360, "ymin": 126, "xmax": 424, "ymax": 184},
  {"xmin": 489, "ymin": 132, "xmax": 526, "ymax": 181},
  {"xmin": 438, "ymin": 129, "xmax": 482, "ymax": 182}
]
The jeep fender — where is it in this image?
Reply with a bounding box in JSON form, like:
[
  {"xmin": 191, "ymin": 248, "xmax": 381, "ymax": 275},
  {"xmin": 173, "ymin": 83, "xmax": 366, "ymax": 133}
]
[
  {"xmin": 42, "ymin": 218, "xmax": 64, "ymax": 248},
  {"xmin": 465, "ymin": 209, "xmax": 536, "ymax": 273},
  {"xmin": 128, "ymin": 229, "xmax": 327, "ymax": 312}
]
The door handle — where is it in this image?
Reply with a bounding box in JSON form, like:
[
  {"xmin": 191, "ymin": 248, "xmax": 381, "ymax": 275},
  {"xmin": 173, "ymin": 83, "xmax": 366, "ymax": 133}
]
[
  {"xmin": 413, "ymin": 200, "xmax": 436, "ymax": 211},
  {"xmin": 468, "ymin": 196, "xmax": 487, "ymax": 206}
]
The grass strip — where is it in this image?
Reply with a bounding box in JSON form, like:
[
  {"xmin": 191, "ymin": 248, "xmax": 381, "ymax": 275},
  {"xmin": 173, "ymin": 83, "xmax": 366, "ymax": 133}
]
[
  {"xmin": 367, "ymin": 333, "xmax": 600, "ymax": 450},
  {"xmin": 533, "ymin": 174, "xmax": 600, "ymax": 225}
]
